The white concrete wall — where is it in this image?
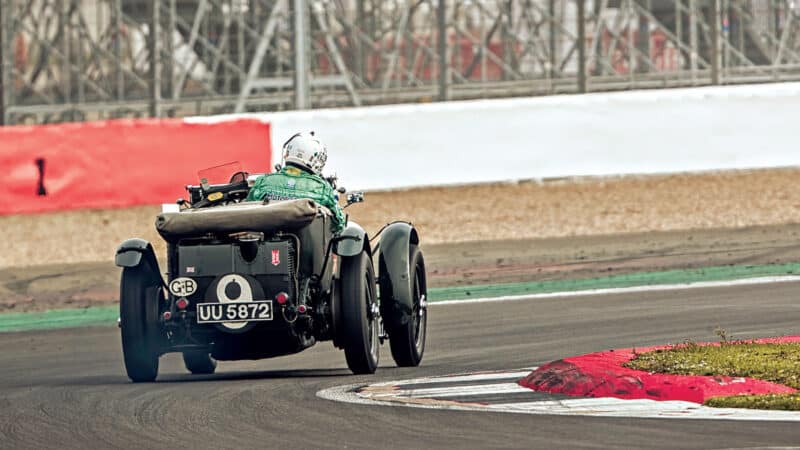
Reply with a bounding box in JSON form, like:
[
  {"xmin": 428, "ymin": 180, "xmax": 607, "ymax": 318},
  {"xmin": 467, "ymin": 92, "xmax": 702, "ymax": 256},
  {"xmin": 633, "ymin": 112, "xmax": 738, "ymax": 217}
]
[{"xmin": 189, "ymin": 82, "xmax": 800, "ymax": 191}]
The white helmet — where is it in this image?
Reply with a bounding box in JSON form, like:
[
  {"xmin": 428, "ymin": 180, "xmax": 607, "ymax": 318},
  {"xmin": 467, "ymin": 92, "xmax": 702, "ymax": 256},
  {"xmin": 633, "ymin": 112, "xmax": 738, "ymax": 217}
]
[{"xmin": 282, "ymin": 132, "xmax": 327, "ymax": 175}]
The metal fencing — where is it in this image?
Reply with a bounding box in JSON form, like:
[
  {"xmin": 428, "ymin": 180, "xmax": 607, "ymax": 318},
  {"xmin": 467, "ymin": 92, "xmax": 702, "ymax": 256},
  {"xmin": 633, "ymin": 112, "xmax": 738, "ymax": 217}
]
[{"xmin": 2, "ymin": 0, "xmax": 799, "ymax": 125}]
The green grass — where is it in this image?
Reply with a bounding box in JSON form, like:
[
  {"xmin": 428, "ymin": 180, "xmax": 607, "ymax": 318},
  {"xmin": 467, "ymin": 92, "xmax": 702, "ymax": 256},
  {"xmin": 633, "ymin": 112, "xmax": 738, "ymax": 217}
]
[
  {"xmin": 0, "ymin": 307, "xmax": 119, "ymax": 333},
  {"xmin": 626, "ymin": 342, "xmax": 800, "ymax": 410},
  {"xmin": 705, "ymin": 393, "xmax": 800, "ymax": 410},
  {"xmin": 428, "ymin": 262, "xmax": 800, "ymax": 301}
]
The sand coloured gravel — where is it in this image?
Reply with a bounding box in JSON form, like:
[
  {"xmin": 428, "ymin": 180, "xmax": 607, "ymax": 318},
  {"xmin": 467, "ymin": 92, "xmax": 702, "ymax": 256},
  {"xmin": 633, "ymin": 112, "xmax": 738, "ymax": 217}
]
[{"xmin": 2, "ymin": 168, "xmax": 800, "ymax": 269}]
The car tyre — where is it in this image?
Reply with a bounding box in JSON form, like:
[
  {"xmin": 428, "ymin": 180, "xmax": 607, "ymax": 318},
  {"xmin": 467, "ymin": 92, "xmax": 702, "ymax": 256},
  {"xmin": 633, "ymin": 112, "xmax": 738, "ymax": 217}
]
[
  {"xmin": 120, "ymin": 263, "xmax": 162, "ymax": 382},
  {"xmin": 340, "ymin": 251, "xmax": 379, "ymax": 374},
  {"xmin": 388, "ymin": 245, "xmax": 427, "ymax": 367},
  {"xmin": 182, "ymin": 351, "xmax": 217, "ymax": 375}
]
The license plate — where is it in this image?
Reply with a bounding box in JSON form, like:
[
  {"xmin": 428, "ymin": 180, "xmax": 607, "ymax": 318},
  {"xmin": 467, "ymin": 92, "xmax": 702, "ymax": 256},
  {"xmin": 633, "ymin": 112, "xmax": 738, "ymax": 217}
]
[{"xmin": 196, "ymin": 301, "xmax": 273, "ymax": 323}]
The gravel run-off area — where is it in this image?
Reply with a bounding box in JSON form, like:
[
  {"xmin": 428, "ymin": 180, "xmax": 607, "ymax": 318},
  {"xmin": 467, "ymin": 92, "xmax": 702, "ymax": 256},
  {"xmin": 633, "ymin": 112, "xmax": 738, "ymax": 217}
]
[{"xmin": 3, "ymin": 167, "xmax": 800, "ymax": 312}]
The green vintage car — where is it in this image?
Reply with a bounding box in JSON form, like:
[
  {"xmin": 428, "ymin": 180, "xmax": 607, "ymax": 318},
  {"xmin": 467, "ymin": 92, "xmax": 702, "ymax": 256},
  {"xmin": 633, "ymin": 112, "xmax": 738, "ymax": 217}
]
[{"xmin": 115, "ymin": 163, "xmax": 427, "ymax": 382}]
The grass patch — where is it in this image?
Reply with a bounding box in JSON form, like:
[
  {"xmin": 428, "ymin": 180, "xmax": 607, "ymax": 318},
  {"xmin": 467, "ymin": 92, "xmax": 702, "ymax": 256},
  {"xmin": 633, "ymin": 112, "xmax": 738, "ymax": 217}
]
[
  {"xmin": 428, "ymin": 262, "xmax": 800, "ymax": 301},
  {"xmin": 0, "ymin": 306, "xmax": 118, "ymax": 333},
  {"xmin": 626, "ymin": 341, "xmax": 800, "ymax": 410},
  {"xmin": 705, "ymin": 393, "xmax": 800, "ymax": 410}
]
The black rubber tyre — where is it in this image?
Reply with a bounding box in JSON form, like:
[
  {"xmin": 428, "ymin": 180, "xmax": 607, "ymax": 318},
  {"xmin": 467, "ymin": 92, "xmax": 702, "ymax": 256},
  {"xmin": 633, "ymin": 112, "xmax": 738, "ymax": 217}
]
[
  {"xmin": 330, "ymin": 278, "xmax": 344, "ymax": 349},
  {"xmin": 182, "ymin": 351, "xmax": 217, "ymax": 375},
  {"xmin": 388, "ymin": 245, "xmax": 428, "ymax": 367},
  {"xmin": 120, "ymin": 264, "xmax": 162, "ymax": 382},
  {"xmin": 340, "ymin": 251, "xmax": 379, "ymax": 374}
]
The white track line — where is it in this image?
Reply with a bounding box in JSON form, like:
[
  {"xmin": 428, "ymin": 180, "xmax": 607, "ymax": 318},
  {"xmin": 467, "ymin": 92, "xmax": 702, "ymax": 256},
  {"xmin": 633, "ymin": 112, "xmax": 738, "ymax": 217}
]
[
  {"xmin": 363, "ymin": 383, "xmax": 532, "ymax": 399},
  {"xmin": 368, "ymin": 370, "xmax": 533, "ymax": 387},
  {"xmin": 483, "ymin": 398, "xmax": 800, "ymax": 421},
  {"xmin": 431, "ymin": 275, "xmax": 800, "ymax": 306}
]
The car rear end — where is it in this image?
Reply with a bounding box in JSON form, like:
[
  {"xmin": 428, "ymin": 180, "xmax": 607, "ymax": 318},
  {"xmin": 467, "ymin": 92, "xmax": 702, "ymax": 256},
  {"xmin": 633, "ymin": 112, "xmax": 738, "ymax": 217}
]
[{"xmin": 162, "ymin": 234, "xmax": 313, "ymax": 360}]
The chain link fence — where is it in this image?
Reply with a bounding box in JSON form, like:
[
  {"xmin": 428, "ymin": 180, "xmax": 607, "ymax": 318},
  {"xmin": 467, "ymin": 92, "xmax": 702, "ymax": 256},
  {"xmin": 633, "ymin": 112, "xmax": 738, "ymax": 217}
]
[{"xmin": 2, "ymin": 0, "xmax": 799, "ymax": 124}]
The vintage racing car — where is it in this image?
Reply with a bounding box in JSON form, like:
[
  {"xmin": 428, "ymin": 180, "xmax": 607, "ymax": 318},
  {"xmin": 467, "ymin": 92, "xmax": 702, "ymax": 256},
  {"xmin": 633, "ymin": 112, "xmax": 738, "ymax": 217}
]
[{"xmin": 115, "ymin": 163, "xmax": 427, "ymax": 382}]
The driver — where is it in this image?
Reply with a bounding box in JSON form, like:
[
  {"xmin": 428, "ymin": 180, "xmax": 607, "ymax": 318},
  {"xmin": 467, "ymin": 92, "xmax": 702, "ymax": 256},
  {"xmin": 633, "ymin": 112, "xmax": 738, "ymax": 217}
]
[{"xmin": 247, "ymin": 132, "xmax": 345, "ymax": 232}]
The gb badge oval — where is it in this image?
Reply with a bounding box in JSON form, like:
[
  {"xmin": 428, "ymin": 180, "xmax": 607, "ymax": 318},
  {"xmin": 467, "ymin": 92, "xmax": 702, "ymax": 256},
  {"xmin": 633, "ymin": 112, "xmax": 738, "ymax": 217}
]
[{"xmin": 169, "ymin": 277, "xmax": 198, "ymax": 297}]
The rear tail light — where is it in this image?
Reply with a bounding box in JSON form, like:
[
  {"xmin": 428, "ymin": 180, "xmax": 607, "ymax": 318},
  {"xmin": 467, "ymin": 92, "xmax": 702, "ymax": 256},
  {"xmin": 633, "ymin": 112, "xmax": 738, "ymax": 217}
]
[
  {"xmin": 297, "ymin": 305, "xmax": 307, "ymax": 314},
  {"xmin": 163, "ymin": 311, "xmax": 172, "ymax": 321},
  {"xmin": 176, "ymin": 298, "xmax": 189, "ymax": 310},
  {"xmin": 275, "ymin": 292, "xmax": 289, "ymax": 305}
]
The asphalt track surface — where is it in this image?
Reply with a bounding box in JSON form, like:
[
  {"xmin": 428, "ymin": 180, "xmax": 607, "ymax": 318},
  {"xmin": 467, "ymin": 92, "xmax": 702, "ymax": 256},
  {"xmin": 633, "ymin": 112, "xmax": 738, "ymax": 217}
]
[{"xmin": 2, "ymin": 282, "xmax": 800, "ymax": 449}]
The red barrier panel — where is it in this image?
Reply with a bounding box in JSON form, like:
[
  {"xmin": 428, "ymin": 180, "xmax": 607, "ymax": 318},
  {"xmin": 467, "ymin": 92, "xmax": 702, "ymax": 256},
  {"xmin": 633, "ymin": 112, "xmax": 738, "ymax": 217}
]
[{"xmin": 1, "ymin": 118, "xmax": 271, "ymax": 215}]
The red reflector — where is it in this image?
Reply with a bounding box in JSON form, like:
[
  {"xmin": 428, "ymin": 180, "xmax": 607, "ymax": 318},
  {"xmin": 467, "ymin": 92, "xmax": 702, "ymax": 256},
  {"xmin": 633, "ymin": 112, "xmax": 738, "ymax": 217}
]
[
  {"xmin": 297, "ymin": 305, "xmax": 307, "ymax": 314},
  {"xmin": 163, "ymin": 311, "xmax": 172, "ymax": 320},
  {"xmin": 176, "ymin": 298, "xmax": 189, "ymax": 310},
  {"xmin": 275, "ymin": 292, "xmax": 289, "ymax": 305}
]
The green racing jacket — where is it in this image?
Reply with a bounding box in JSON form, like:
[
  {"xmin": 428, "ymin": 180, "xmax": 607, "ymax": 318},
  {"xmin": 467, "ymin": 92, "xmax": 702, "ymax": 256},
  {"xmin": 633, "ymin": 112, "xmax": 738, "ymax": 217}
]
[{"xmin": 246, "ymin": 165, "xmax": 345, "ymax": 233}]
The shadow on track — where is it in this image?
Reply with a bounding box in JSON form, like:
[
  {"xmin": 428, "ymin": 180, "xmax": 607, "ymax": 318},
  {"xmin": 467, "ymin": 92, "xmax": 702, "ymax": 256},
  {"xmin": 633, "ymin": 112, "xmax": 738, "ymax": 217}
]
[
  {"xmin": 155, "ymin": 368, "xmax": 352, "ymax": 384},
  {"xmin": 7, "ymin": 368, "xmax": 353, "ymax": 389}
]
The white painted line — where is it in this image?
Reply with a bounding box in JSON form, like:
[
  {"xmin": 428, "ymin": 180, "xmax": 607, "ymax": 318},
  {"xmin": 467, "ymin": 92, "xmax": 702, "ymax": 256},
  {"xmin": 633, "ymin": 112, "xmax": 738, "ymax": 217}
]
[
  {"xmin": 318, "ymin": 382, "xmax": 496, "ymax": 411},
  {"xmin": 431, "ymin": 275, "xmax": 800, "ymax": 306},
  {"xmin": 485, "ymin": 397, "xmax": 800, "ymax": 421},
  {"xmin": 361, "ymin": 383, "xmax": 531, "ymax": 399},
  {"xmin": 368, "ymin": 370, "xmax": 533, "ymax": 387}
]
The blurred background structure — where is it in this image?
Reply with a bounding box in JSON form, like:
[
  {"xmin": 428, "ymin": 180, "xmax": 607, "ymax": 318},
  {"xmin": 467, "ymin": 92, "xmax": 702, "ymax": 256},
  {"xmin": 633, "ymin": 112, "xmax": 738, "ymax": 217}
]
[{"xmin": 1, "ymin": 0, "xmax": 799, "ymax": 125}]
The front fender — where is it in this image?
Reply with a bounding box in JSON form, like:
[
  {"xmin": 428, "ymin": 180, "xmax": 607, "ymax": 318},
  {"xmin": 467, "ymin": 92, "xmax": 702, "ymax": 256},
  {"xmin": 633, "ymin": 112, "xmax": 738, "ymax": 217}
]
[
  {"xmin": 378, "ymin": 222, "xmax": 419, "ymax": 329},
  {"xmin": 115, "ymin": 238, "xmax": 159, "ymax": 271},
  {"xmin": 334, "ymin": 222, "xmax": 371, "ymax": 257}
]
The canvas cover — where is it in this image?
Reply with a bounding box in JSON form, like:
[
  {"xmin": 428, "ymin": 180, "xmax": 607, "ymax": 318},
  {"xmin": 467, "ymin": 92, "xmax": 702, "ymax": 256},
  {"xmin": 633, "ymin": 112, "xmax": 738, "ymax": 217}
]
[{"xmin": 156, "ymin": 199, "xmax": 318, "ymax": 242}]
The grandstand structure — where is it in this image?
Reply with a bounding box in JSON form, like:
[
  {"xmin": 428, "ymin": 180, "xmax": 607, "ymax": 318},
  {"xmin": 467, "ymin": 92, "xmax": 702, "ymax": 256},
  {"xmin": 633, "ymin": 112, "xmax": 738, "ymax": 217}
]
[{"xmin": 1, "ymin": 0, "xmax": 799, "ymax": 124}]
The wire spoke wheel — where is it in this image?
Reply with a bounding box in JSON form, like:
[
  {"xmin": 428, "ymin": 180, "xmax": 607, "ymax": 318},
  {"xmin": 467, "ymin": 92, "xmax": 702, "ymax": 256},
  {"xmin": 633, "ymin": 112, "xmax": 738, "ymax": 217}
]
[
  {"xmin": 367, "ymin": 271, "xmax": 379, "ymax": 363},
  {"xmin": 389, "ymin": 245, "xmax": 427, "ymax": 367},
  {"xmin": 412, "ymin": 261, "xmax": 427, "ymax": 355}
]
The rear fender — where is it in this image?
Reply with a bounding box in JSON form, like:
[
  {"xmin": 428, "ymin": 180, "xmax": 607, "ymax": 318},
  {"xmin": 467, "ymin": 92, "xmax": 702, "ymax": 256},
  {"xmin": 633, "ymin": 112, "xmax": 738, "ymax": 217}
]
[
  {"xmin": 378, "ymin": 222, "xmax": 419, "ymax": 330},
  {"xmin": 115, "ymin": 238, "xmax": 161, "ymax": 275}
]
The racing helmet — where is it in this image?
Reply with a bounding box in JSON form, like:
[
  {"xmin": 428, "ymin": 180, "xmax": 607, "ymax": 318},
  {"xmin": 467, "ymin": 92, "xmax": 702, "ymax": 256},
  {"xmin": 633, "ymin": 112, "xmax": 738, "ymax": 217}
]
[{"xmin": 282, "ymin": 131, "xmax": 327, "ymax": 175}]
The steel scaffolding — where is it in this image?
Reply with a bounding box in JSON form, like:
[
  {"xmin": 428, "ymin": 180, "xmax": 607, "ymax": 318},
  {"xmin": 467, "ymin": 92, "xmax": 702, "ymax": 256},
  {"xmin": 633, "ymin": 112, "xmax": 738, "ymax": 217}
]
[{"xmin": 1, "ymin": 0, "xmax": 799, "ymax": 124}]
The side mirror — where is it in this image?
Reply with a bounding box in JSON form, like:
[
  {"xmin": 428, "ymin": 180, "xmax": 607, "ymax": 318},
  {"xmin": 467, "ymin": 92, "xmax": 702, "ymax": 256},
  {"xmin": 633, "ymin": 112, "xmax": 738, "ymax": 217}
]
[
  {"xmin": 337, "ymin": 187, "xmax": 346, "ymax": 194},
  {"xmin": 274, "ymin": 164, "xmax": 282, "ymax": 172},
  {"xmin": 345, "ymin": 192, "xmax": 364, "ymax": 208}
]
